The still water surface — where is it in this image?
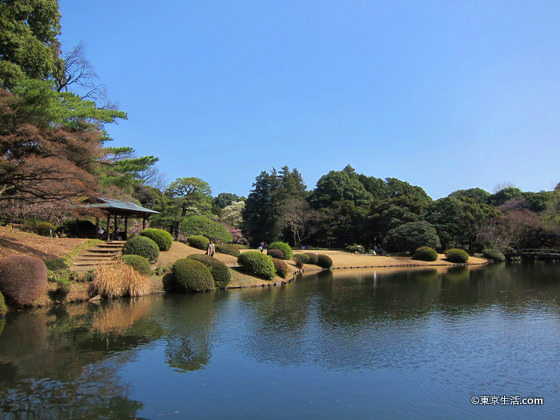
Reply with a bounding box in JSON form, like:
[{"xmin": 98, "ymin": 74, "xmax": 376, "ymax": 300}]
[{"xmin": 0, "ymin": 263, "xmax": 559, "ymax": 420}]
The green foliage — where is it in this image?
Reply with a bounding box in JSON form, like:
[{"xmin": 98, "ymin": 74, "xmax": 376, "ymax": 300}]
[
  {"xmin": 309, "ymin": 165, "xmax": 372, "ymax": 209},
  {"xmin": 155, "ymin": 265, "xmax": 172, "ymax": 276},
  {"xmin": 449, "ymin": 188, "xmax": 491, "ymax": 204},
  {"xmin": 123, "ymin": 236, "xmax": 159, "ymax": 263},
  {"xmin": 100, "ymin": 147, "xmax": 159, "ymax": 194},
  {"xmin": 0, "ymin": 291, "xmax": 6, "ymax": 315},
  {"xmin": 172, "ymin": 258, "xmax": 214, "ymax": 293},
  {"xmin": 23, "ymin": 219, "xmax": 56, "ymax": 236},
  {"xmin": 445, "ymin": 248, "xmax": 469, "ymax": 263},
  {"xmin": 48, "ymin": 277, "xmax": 72, "ymax": 304},
  {"xmin": 180, "ymin": 215, "xmax": 232, "ymax": 243},
  {"xmin": 237, "ymin": 251, "xmax": 276, "ymax": 279},
  {"xmin": 345, "ymin": 244, "xmax": 365, "ymax": 254},
  {"xmin": 0, "ymin": 0, "xmax": 61, "ymax": 87},
  {"xmin": 187, "ymin": 235, "xmax": 210, "ymax": 250},
  {"xmin": 0, "ymin": 256, "xmax": 47, "ymax": 306},
  {"xmin": 304, "ymin": 253, "xmax": 318, "ymax": 264},
  {"xmin": 317, "ymin": 254, "xmax": 333, "ymax": 269},
  {"xmin": 482, "ymin": 248, "xmax": 506, "ymax": 262},
  {"xmin": 268, "ymin": 241, "xmax": 293, "ymax": 259},
  {"xmin": 120, "ymin": 255, "xmax": 152, "ymax": 276},
  {"xmin": 267, "ymin": 249, "xmax": 284, "ymax": 259},
  {"xmin": 188, "ymin": 254, "xmax": 231, "ymax": 288},
  {"xmin": 45, "ymin": 258, "xmax": 68, "ymax": 271},
  {"xmin": 385, "ymin": 221, "xmax": 441, "ymax": 253},
  {"xmin": 487, "ymin": 187, "xmax": 524, "ymax": 207},
  {"xmin": 215, "ymin": 244, "xmax": 240, "ymax": 257},
  {"xmin": 293, "ymin": 253, "xmax": 310, "ymax": 268},
  {"xmin": 140, "ymin": 228, "xmax": 173, "ymax": 251},
  {"xmin": 214, "ymin": 193, "xmax": 242, "ymax": 209},
  {"xmin": 271, "ymin": 258, "xmax": 288, "ymax": 278},
  {"xmin": 413, "ymin": 246, "xmax": 438, "ymax": 261},
  {"xmin": 242, "ymin": 166, "xmax": 306, "ymax": 244},
  {"xmin": 427, "ymin": 197, "xmax": 500, "ymax": 251}
]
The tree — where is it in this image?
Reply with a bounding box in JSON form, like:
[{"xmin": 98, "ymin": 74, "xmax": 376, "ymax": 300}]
[
  {"xmin": 0, "ymin": 0, "xmax": 61, "ymax": 88},
  {"xmin": 99, "ymin": 147, "xmax": 159, "ymax": 195},
  {"xmin": 242, "ymin": 167, "xmax": 306, "ymax": 244},
  {"xmin": 160, "ymin": 177, "xmax": 212, "ymax": 238},
  {"xmin": 449, "ymin": 188, "xmax": 491, "ymax": 204},
  {"xmin": 220, "ymin": 200, "xmax": 244, "ymax": 228},
  {"xmin": 0, "ymin": 79, "xmax": 125, "ymax": 202},
  {"xmin": 384, "ymin": 221, "xmax": 441, "ymax": 253},
  {"xmin": 309, "ymin": 165, "xmax": 372, "ymax": 209},
  {"xmin": 213, "ymin": 192, "xmax": 242, "ymax": 209},
  {"xmin": 487, "ymin": 187, "xmax": 524, "ymax": 207},
  {"xmin": 277, "ymin": 197, "xmax": 315, "ymax": 247},
  {"xmin": 426, "ymin": 197, "xmax": 500, "ymax": 251}
]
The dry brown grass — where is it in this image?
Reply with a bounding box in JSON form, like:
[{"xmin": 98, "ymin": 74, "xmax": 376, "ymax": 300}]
[
  {"xmin": 0, "ymin": 226, "xmax": 86, "ymax": 260},
  {"xmin": 92, "ymin": 261, "xmax": 151, "ymax": 298}
]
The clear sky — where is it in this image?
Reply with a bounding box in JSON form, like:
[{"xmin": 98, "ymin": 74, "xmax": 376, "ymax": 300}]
[{"xmin": 59, "ymin": 0, "xmax": 560, "ymax": 198}]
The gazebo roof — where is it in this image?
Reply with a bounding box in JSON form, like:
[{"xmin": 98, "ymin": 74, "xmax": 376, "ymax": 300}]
[{"xmin": 81, "ymin": 197, "xmax": 159, "ymax": 217}]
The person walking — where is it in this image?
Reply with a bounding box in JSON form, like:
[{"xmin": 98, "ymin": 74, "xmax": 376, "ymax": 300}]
[
  {"xmin": 207, "ymin": 240, "xmax": 216, "ymax": 257},
  {"xmin": 258, "ymin": 241, "xmax": 265, "ymax": 252}
]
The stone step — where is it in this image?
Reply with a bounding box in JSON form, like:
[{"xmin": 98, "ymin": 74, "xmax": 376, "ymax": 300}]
[{"xmin": 73, "ymin": 260, "xmax": 115, "ymax": 267}]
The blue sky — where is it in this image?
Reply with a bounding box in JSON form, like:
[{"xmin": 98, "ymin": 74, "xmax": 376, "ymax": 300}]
[{"xmin": 59, "ymin": 0, "xmax": 560, "ymax": 198}]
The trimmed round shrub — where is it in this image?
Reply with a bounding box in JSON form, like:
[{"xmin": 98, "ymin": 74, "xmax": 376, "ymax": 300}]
[
  {"xmin": 237, "ymin": 251, "xmax": 276, "ymax": 280},
  {"xmin": 121, "ymin": 255, "xmax": 152, "ymax": 275},
  {"xmin": 215, "ymin": 244, "xmax": 240, "ymax": 257},
  {"xmin": 317, "ymin": 254, "xmax": 333, "ymax": 269},
  {"xmin": 57, "ymin": 219, "xmax": 97, "ymax": 238},
  {"xmin": 271, "ymin": 258, "xmax": 288, "ymax": 278},
  {"xmin": 0, "ymin": 291, "xmax": 6, "ymax": 315},
  {"xmin": 187, "ymin": 235, "xmax": 210, "ymax": 250},
  {"xmin": 188, "ymin": 254, "xmax": 231, "ymax": 288},
  {"xmin": 304, "ymin": 253, "xmax": 318, "ymax": 265},
  {"xmin": 267, "ymin": 249, "xmax": 284, "ymax": 259},
  {"xmin": 180, "ymin": 215, "xmax": 233, "ymax": 243},
  {"xmin": 172, "ymin": 258, "xmax": 215, "ymax": 293},
  {"xmin": 384, "ymin": 221, "xmax": 441, "ymax": 253},
  {"xmin": 140, "ymin": 228, "xmax": 173, "ymax": 251},
  {"xmin": 482, "ymin": 248, "xmax": 506, "ymax": 262},
  {"xmin": 413, "ymin": 246, "xmax": 438, "ymax": 262},
  {"xmin": 0, "ymin": 256, "xmax": 47, "ymax": 306},
  {"xmin": 268, "ymin": 242, "xmax": 293, "ymax": 260},
  {"xmin": 123, "ymin": 236, "xmax": 160, "ymax": 263},
  {"xmin": 231, "ymin": 244, "xmax": 247, "ymax": 249},
  {"xmin": 345, "ymin": 244, "xmax": 365, "ymax": 254},
  {"xmin": 293, "ymin": 253, "xmax": 310, "ymax": 268},
  {"xmin": 445, "ymin": 248, "xmax": 469, "ymax": 263}
]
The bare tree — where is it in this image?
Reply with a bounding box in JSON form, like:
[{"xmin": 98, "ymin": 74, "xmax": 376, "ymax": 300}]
[
  {"xmin": 277, "ymin": 197, "xmax": 315, "ymax": 247},
  {"xmin": 53, "ymin": 43, "xmax": 108, "ymax": 103}
]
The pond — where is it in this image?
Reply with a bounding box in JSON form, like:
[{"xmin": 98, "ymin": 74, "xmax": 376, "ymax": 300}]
[{"xmin": 0, "ymin": 263, "xmax": 559, "ymax": 420}]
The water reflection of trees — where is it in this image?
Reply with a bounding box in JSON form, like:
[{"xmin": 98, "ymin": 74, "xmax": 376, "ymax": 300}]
[{"xmin": 0, "ymin": 297, "xmax": 165, "ymax": 419}]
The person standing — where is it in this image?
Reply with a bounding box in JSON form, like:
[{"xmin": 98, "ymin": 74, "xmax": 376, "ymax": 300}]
[{"xmin": 207, "ymin": 240, "xmax": 216, "ymax": 257}]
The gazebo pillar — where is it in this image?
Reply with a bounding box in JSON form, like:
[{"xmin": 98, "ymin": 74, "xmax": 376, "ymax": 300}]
[
  {"xmin": 124, "ymin": 216, "xmax": 129, "ymax": 240},
  {"xmin": 142, "ymin": 215, "xmax": 147, "ymax": 230},
  {"xmin": 114, "ymin": 214, "xmax": 118, "ymax": 240},
  {"xmin": 106, "ymin": 213, "xmax": 111, "ymax": 241}
]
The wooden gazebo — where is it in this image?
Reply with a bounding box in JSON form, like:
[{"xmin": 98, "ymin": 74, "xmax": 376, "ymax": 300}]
[{"xmin": 81, "ymin": 197, "xmax": 159, "ymax": 241}]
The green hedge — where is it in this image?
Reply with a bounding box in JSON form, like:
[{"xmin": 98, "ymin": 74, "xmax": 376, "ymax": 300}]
[
  {"xmin": 271, "ymin": 258, "xmax": 288, "ymax": 278},
  {"xmin": 304, "ymin": 253, "xmax": 318, "ymax": 265},
  {"xmin": 140, "ymin": 228, "xmax": 173, "ymax": 251},
  {"xmin": 187, "ymin": 235, "xmax": 210, "ymax": 250},
  {"xmin": 188, "ymin": 254, "xmax": 231, "ymax": 288},
  {"xmin": 57, "ymin": 219, "xmax": 97, "ymax": 238},
  {"xmin": 180, "ymin": 215, "xmax": 233, "ymax": 243},
  {"xmin": 413, "ymin": 246, "xmax": 438, "ymax": 262},
  {"xmin": 293, "ymin": 254, "xmax": 310, "ymax": 268},
  {"xmin": 237, "ymin": 251, "xmax": 276, "ymax": 279},
  {"xmin": 482, "ymin": 248, "xmax": 506, "ymax": 262},
  {"xmin": 121, "ymin": 255, "xmax": 152, "ymax": 275},
  {"xmin": 124, "ymin": 236, "xmax": 159, "ymax": 262},
  {"xmin": 317, "ymin": 254, "xmax": 333, "ymax": 269},
  {"xmin": 345, "ymin": 244, "xmax": 365, "ymax": 254},
  {"xmin": 24, "ymin": 219, "xmax": 57, "ymax": 236},
  {"xmin": 172, "ymin": 258, "xmax": 215, "ymax": 293},
  {"xmin": 0, "ymin": 291, "xmax": 6, "ymax": 315},
  {"xmin": 268, "ymin": 242, "xmax": 293, "ymax": 260},
  {"xmin": 267, "ymin": 249, "xmax": 284, "ymax": 259},
  {"xmin": 445, "ymin": 248, "xmax": 469, "ymax": 263},
  {"xmin": 215, "ymin": 244, "xmax": 240, "ymax": 257}
]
